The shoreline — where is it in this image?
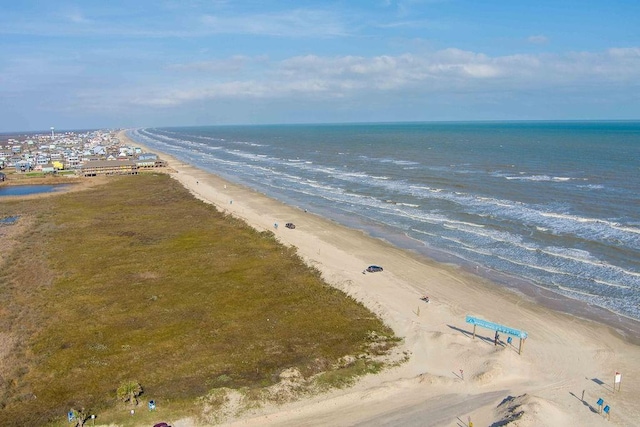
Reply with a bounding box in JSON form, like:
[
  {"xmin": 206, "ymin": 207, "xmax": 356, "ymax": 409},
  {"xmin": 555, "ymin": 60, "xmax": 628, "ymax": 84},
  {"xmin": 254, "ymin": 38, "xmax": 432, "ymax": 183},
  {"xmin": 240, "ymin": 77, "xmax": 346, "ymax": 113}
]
[
  {"xmin": 126, "ymin": 130, "xmax": 640, "ymax": 343},
  {"xmin": 121, "ymin": 130, "xmax": 640, "ymax": 426},
  {"xmin": 316, "ymin": 205, "xmax": 640, "ymax": 344}
]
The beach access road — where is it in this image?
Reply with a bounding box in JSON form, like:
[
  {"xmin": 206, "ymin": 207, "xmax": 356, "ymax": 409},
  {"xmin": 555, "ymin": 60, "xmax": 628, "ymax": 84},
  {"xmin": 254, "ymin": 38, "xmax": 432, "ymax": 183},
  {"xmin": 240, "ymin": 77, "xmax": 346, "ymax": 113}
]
[
  {"xmin": 226, "ymin": 388, "xmax": 508, "ymax": 427},
  {"xmin": 350, "ymin": 391, "xmax": 507, "ymax": 427}
]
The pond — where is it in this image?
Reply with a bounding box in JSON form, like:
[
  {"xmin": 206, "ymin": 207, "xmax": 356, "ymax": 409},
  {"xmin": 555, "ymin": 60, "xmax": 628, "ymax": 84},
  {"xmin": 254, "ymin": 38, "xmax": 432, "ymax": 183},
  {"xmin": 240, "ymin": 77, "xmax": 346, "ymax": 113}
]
[
  {"xmin": 0, "ymin": 215, "xmax": 20, "ymax": 224},
  {"xmin": 0, "ymin": 184, "xmax": 70, "ymax": 197}
]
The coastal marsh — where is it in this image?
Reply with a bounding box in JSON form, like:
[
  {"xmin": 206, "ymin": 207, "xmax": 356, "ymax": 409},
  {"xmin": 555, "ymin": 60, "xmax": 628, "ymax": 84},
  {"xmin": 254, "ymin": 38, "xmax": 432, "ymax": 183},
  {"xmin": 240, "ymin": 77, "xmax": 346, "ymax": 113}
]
[{"xmin": 0, "ymin": 173, "xmax": 397, "ymax": 425}]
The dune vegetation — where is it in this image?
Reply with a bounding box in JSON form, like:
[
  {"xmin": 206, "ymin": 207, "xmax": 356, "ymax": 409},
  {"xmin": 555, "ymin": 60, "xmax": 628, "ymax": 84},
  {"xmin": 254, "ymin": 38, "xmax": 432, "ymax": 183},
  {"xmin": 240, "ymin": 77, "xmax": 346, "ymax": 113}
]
[{"xmin": 0, "ymin": 173, "xmax": 398, "ymax": 426}]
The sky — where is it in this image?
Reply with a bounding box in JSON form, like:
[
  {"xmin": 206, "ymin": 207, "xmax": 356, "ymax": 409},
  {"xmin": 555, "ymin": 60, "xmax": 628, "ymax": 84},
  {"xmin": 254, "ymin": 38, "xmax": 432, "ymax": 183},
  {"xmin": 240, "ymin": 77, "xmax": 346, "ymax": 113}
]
[{"xmin": 1, "ymin": 0, "xmax": 639, "ymax": 132}]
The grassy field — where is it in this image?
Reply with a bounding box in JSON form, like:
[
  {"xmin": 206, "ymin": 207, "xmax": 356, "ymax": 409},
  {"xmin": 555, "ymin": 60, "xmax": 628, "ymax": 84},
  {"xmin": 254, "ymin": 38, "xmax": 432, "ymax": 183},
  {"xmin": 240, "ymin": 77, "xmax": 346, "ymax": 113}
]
[{"xmin": 0, "ymin": 173, "xmax": 398, "ymax": 426}]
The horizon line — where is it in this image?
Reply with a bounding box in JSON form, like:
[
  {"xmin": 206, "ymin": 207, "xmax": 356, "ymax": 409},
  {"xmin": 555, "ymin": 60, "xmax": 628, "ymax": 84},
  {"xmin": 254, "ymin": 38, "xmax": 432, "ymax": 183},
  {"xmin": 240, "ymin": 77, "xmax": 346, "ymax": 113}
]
[{"xmin": 3, "ymin": 118, "xmax": 640, "ymax": 135}]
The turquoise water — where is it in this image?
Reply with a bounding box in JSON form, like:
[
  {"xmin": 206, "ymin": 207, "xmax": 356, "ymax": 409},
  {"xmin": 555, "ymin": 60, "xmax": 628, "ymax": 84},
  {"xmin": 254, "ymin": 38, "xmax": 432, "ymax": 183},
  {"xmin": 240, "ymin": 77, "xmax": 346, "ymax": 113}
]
[{"xmin": 129, "ymin": 121, "xmax": 640, "ymax": 328}]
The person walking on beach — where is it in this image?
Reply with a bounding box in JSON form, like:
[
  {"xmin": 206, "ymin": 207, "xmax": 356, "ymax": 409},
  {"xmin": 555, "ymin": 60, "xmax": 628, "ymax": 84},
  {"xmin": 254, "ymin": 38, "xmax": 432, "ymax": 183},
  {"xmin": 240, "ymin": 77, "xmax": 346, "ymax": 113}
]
[{"xmin": 494, "ymin": 331, "xmax": 500, "ymax": 346}]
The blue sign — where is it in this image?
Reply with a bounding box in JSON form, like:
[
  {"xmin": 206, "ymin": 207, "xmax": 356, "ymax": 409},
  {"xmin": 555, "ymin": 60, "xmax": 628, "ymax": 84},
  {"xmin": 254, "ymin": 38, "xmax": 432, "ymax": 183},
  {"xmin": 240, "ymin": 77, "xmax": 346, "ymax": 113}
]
[
  {"xmin": 597, "ymin": 398, "xmax": 604, "ymax": 406},
  {"xmin": 465, "ymin": 315, "xmax": 528, "ymax": 339},
  {"xmin": 604, "ymin": 405, "xmax": 610, "ymax": 413}
]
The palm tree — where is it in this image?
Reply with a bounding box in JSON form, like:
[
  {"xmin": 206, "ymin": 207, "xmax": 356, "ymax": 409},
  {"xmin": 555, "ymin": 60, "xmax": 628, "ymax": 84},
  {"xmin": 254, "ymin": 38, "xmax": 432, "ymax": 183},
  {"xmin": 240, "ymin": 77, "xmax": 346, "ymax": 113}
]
[{"xmin": 116, "ymin": 380, "xmax": 143, "ymax": 406}]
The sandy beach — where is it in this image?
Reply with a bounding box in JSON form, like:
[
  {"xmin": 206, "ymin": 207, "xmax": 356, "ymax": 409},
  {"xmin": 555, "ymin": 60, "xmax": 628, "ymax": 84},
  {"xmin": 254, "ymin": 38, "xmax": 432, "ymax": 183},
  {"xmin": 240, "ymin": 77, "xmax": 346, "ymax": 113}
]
[{"xmin": 121, "ymin": 131, "xmax": 640, "ymax": 426}]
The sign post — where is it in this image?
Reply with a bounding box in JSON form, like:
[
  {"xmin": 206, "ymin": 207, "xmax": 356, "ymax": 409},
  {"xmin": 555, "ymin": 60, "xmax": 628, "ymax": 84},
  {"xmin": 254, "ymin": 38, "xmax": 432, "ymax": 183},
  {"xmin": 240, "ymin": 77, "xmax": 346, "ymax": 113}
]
[{"xmin": 614, "ymin": 372, "xmax": 622, "ymax": 392}]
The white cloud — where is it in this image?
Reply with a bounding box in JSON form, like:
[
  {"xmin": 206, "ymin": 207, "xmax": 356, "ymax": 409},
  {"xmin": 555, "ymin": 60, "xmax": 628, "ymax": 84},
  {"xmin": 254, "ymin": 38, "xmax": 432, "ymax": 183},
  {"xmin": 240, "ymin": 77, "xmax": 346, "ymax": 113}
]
[
  {"xmin": 527, "ymin": 35, "xmax": 549, "ymax": 44},
  {"xmin": 200, "ymin": 9, "xmax": 348, "ymax": 37},
  {"xmin": 63, "ymin": 11, "xmax": 91, "ymax": 24},
  {"xmin": 168, "ymin": 56, "xmax": 252, "ymax": 73},
  {"xmin": 0, "ymin": 6, "xmax": 348, "ymax": 39},
  {"xmin": 9, "ymin": 45, "xmax": 638, "ymax": 122},
  {"xmin": 129, "ymin": 47, "xmax": 640, "ymax": 108}
]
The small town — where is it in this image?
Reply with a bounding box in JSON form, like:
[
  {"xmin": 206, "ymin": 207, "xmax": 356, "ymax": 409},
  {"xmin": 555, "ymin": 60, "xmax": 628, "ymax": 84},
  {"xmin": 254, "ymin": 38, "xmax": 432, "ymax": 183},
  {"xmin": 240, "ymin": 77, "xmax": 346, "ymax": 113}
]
[{"xmin": 0, "ymin": 129, "xmax": 165, "ymax": 182}]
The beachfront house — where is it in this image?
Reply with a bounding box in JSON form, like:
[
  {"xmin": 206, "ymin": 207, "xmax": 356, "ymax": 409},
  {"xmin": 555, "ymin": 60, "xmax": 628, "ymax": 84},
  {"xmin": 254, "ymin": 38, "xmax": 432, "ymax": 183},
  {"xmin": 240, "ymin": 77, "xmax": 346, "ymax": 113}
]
[
  {"xmin": 36, "ymin": 155, "xmax": 50, "ymax": 166},
  {"xmin": 139, "ymin": 153, "xmax": 157, "ymax": 160},
  {"xmin": 41, "ymin": 164, "xmax": 55, "ymax": 174},
  {"xmin": 136, "ymin": 153, "xmax": 157, "ymax": 167},
  {"xmin": 52, "ymin": 160, "xmax": 64, "ymax": 170},
  {"xmin": 79, "ymin": 159, "xmax": 138, "ymax": 177},
  {"xmin": 66, "ymin": 155, "xmax": 81, "ymax": 169},
  {"xmin": 92, "ymin": 146, "xmax": 107, "ymax": 156},
  {"xmin": 136, "ymin": 153, "xmax": 167, "ymax": 169},
  {"xmin": 8, "ymin": 155, "xmax": 22, "ymax": 167},
  {"xmin": 14, "ymin": 160, "xmax": 31, "ymax": 172}
]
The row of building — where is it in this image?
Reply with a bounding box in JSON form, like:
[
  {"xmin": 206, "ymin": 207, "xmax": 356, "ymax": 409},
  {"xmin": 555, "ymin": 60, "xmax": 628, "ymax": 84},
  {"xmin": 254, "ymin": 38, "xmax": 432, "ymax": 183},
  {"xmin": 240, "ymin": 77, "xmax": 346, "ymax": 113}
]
[{"xmin": 0, "ymin": 129, "xmax": 166, "ymax": 177}]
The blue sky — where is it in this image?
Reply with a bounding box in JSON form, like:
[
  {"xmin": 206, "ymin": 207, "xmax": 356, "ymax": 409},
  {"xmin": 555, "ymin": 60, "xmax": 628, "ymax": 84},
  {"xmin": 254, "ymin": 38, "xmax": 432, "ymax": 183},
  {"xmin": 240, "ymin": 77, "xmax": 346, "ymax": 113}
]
[{"xmin": 1, "ymin": 0, "xmax": 639, "ymax": 132}]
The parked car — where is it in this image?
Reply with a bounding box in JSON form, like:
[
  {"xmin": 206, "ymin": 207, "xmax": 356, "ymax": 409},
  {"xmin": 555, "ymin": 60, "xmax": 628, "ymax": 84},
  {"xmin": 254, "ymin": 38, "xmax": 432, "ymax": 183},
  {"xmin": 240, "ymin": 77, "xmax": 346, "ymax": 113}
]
[
  {"xmin": 366, "ymin": 265, "xmax": 383, "ymax": 272},
  {"xmin": 285, "ymin": 222, "xmax": 296, "ymax": 229}
]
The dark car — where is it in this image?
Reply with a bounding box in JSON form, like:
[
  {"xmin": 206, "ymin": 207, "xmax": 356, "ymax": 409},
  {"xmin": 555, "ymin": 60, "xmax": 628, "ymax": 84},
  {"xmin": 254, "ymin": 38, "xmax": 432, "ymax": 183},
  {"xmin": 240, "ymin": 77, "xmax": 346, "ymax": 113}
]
[
  {"xmin": 285, "ymin": 222, "xmax": 296, "ymax": 229},
  {"xmin": 366, "ymin": 265, "xmax": 383, "ymax": 272}
]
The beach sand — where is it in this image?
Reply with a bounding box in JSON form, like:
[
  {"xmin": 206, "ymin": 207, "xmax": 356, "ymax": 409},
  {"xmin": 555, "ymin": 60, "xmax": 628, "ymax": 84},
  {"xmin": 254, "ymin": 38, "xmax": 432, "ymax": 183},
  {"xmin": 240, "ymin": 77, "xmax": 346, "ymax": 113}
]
[{"xmin": 121, "ymin": 131, "xmax": 639, "ymax": 426}]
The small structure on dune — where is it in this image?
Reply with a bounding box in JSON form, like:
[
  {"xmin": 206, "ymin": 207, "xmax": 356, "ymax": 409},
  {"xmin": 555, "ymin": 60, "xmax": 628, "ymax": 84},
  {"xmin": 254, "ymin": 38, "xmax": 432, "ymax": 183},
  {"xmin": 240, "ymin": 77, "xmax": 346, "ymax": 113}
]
[{"xmin": 465, "ymin": 315, "xmax": 528, "ymax": 355}]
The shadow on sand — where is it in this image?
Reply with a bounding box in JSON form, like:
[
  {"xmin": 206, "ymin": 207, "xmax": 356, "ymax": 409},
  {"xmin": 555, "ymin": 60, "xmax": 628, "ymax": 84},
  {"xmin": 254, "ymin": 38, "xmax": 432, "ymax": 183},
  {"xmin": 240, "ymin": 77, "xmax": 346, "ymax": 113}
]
[
  {"xmin": 447, "ymin": 324, "xmax": 521, "ymax": 354},
  {"xmin": 590, "ymin": 377, "xmax": 614, "ymax": 392},
  {"xmin": 569, "ymin": 391, "xmax": 599, "ymax": 414},
  {"xmin": 447, "ymin": 324, "xmax": 492, "ymax": 343}
]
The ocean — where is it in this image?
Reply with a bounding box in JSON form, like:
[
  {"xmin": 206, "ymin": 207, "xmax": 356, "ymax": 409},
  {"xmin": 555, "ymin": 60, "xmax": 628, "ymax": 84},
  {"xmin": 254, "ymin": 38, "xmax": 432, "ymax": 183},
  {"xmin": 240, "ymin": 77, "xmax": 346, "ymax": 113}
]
[{"xmin": 128, "ymin": 122, "xmax": 640, "ymax": 330}]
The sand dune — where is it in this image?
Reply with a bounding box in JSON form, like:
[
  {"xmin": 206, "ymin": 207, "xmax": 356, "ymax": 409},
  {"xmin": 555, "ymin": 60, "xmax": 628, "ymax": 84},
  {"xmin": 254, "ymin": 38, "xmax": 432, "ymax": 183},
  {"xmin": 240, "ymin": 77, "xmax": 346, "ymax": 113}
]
[{"xmin": 122, "ymin": 131, "xmax": 639, "ymax": 427}]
